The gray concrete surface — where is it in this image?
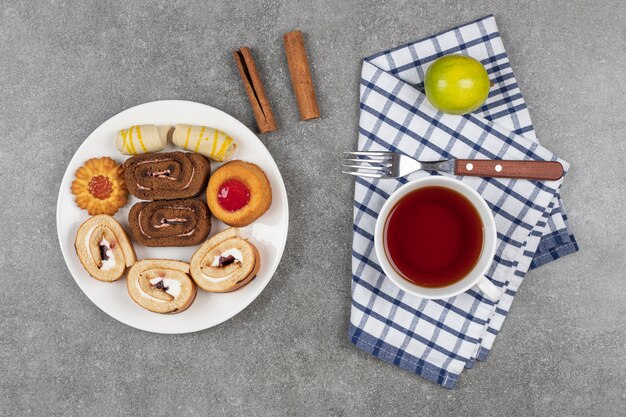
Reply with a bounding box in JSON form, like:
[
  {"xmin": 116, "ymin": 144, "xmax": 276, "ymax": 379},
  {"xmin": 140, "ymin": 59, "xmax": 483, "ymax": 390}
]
[{"xmin": 2, "ymin": 0, "xmax": 625, "ymax": 416}]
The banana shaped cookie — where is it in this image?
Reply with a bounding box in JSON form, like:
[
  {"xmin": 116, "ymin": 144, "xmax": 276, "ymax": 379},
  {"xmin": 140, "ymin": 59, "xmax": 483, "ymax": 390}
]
[
  {"xmin": 172, "ymin": 124, "xmax": 238, "ymax": 162},
  {"xmin": 115, "ymin": 125, "xmax": 169, "ymax": 155}
]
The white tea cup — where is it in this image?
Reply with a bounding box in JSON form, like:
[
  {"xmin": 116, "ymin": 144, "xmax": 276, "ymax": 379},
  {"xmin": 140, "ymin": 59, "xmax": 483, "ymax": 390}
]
[{"xmin": 374, "ymin": 176, "xmax": 501, "ymax": 301}]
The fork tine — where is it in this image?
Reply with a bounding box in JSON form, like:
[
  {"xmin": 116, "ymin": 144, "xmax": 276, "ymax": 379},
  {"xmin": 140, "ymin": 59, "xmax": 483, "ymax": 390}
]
[
  {"xmin": 342, "ymin": 158, "xmax": 393, "ymax": 167},
  {"xmin": 343, "ymin": 155, "xmax": 390, "ymax": 161},
  {"xmin": 342, "ymin": 164, "xmax": 388, "ymax": 172},
  {"xmin": 342, "ymin": 169, "xmax": 387, "ymax": 179},
  {"xmin": 343, "ymin": 151, "xmax": 394, "ymax": 157}
]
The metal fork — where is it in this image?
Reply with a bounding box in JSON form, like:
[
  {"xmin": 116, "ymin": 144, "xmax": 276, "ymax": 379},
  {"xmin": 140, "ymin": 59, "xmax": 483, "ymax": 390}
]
[{"xmin": 342, "ymin": 151, "xmax": 564, "ymax": 181}]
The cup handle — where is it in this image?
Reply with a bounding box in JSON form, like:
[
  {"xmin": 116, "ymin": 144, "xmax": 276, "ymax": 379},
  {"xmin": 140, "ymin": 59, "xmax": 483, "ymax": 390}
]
[{"xmin": 476, "ymin": 276, "xmax": 502, "ymax": 302}]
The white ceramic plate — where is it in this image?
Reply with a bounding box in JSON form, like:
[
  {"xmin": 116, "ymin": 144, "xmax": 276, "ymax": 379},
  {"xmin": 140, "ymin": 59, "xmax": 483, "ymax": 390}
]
[{"xmin": 56, "ymin": 100, "xmax": 289, "ymax": 334}]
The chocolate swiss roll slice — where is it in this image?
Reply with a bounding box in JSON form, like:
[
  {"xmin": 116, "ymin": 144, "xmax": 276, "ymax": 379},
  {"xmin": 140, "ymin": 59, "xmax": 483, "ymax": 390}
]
[
  {"xmin": 127, "ymin": 259, "xmax": 197, "ymax": 314},
  {"xmin": 74, "ymin": 215, "xmax": 137, "ymax": 282},
  {"xmin": 190, "ymin": 228, "xmax": 260, "ymax": 292},
  {"xmin": 128, "ymin": 199, "xmax": 211, "ymax": 247},
  {"xmin": 123, "ymin": 151, "xmax": 210, "ymax": 200}
]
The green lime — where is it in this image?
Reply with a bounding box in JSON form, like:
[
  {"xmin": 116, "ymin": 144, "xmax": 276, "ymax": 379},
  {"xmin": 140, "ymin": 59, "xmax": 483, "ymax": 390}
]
[{"xmin": 424, "ymin": 55, "xmax": 491, "ymax": 115}]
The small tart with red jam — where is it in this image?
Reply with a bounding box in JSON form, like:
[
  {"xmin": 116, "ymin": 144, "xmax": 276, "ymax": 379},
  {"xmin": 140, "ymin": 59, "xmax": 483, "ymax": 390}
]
[
  {"xmin": 71, "ymin": 157, "xmax": 129, "ymax": 215},
  {"xmin": 207, "ymin": 160, "xmax": 271, "ymax": 227}
]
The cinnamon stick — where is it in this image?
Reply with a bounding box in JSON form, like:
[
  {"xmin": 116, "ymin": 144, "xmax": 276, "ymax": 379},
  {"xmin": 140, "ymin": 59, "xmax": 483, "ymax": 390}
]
[
  {"xmin": 232, "ymin": 47, "xmax": 277, "ymax": 133},
  {"xmin": 283, "ymin": 30, "xmax": 320, "ymax": 120}
]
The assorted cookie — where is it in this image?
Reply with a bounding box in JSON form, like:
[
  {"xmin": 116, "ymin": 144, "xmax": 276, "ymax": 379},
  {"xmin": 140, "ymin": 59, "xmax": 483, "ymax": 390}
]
[
  {"xmin": 128, "ymin": 199, "xmax": 211, "ymax": 247},
  {"xmin": 74, "ymin": 215, "xmax": 137, "ymax": 282},
  {"xmin": 207, "ymin": 160, "xmax": 272, "ymax": 227},
  {"xmin": 70, "ymin": 122, "xmax": 273, "ymax": 315},
  {"xmin": 127, "ymin": 259, "xmax": 197, "ymax": 314},
  {"xmin": 123, "ymin": 151, "xmax": 210, "ymax": 200},
  {"xmin": 172, "ymin": 124, "xmax": 238, "ymax": 162},
  {"xmin": 115, "ymin": 125, "xmax": 170, "ymax": 155},
  {"xmin": 190, "ymin": 228, "xmax": 260, "ymax": 292},
  {"xmin": 71, "ymin": 157, "xmax": 129, "ymax": 215}
]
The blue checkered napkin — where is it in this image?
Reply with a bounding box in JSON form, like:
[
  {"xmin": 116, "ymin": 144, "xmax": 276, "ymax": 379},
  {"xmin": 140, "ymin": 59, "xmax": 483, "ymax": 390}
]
[{"xmin": 349, "ymin": 15, "xmax": 578, "ymax": 388}]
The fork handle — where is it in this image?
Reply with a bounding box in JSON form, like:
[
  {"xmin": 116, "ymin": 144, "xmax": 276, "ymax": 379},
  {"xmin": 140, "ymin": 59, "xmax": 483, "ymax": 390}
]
[{"xmin": 454, "ymin": 160, "xmax": 564, "ymax": 181}]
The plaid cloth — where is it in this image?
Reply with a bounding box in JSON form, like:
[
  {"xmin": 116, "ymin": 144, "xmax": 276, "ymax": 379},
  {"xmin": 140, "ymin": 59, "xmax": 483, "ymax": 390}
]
[{"xmin": 349, "ymin": 15, "xmax": 578, "ymax": 388}]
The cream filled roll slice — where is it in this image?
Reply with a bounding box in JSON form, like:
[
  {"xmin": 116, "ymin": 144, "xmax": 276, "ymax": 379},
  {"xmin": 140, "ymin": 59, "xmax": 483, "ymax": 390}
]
[
  {"xmin": 115, "ymin": 125, "xmax": 169, "ymax": 155},
  {"xmin": 74, "ymin": 215, "xmax": 137, "ymax": 282},
  {"xmin": 190, "ymin": 228, "xmax": 260, "ymax": 292},
  {"xmin": 127, "ymin": 259, "xmax": 197, "ymax": 314},
  {"xmin": 172, "ymin": 124, "xmax": 238, "ymax": 162}
]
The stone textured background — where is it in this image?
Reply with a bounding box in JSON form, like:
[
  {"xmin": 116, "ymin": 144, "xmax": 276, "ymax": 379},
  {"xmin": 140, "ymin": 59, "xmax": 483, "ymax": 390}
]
[{"xmin": 2, "ymin": 0, "xmax": 625, "ymax": 416}]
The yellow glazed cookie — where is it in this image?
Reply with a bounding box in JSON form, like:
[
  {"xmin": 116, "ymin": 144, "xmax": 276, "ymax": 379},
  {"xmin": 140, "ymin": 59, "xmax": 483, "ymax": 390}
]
[
  {"xmin": 71, "ymin": 157, "xmax": 128, "ymax": 215},
  {"xmin": 206, "ymin": 160, "xmax": 271, "ymax": 227},
  {"xmin": 172, "ymin": 124, "xmax": 238, "ymax": 162},
  {"xmin": 115, "ymin": 125, "xmax": 169, "ymax": 155}
]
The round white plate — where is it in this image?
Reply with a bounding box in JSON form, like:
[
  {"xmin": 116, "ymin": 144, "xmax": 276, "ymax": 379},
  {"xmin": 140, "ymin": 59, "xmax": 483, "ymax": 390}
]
[{"xmin": 56, "ymin": 100, "xmax": 289, "ymax": 334}]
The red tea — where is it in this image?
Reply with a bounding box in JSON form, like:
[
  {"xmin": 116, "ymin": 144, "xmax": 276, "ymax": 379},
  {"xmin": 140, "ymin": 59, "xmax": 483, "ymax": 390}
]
[{"xmin": 384, "ymin": 186, "xmax": 484, "ymax": 288}]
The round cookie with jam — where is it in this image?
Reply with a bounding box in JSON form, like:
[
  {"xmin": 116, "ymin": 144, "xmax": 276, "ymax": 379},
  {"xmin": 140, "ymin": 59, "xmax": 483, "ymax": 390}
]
[
  {"xmin": 71, "ymin": 157, "xmax": 129, "ymax": 215},
  {"xmin": 206, "ymin": 160, "xmax": 271, "ymax": 227}
]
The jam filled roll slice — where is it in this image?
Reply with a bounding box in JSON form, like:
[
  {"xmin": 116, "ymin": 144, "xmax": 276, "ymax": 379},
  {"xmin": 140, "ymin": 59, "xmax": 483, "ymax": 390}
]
[
  {"xmin": 127, "ymin": 259, "xmax": 197, "ymax": 314},
  {"xmin": 74, "ymin": 215, "xmax": 137, "ymax": 282},
  {"xmin": 190, "ymin": 228, "xmax": 261, "ymax": 293},
  {"xmin": 128, "ymin": 199, "xmax": 211, "ymax": 247},
  {"xmin": 123, "ymin": 151, "xmax": 210, "ymax": 200}
]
